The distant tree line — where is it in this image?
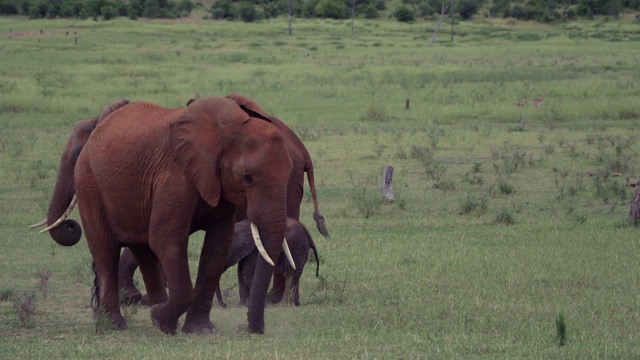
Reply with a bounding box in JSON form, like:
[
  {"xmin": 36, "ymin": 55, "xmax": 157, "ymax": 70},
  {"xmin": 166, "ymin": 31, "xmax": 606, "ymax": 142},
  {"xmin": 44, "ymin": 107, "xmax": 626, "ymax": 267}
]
[
  {"xmin": 0, "ymin": 0, "xmax": 195, "ymax": 20},
  {"xmin": 0, "ymin": 0, "xmax": 638, "ymax": 22},
  {"xmin": 391, "ymin": 0, "xmax": 640, "ymax": 23}
]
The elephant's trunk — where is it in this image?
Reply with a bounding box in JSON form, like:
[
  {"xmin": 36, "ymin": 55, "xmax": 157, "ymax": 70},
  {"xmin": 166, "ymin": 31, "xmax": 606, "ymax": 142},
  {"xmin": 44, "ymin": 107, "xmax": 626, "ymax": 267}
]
[
  {"xmin": 46, "ymin": 157, "xmax": 82, "ymax": 246},
  {"xmin": 246, "ymin": 213, "xmax": 287, "ymax": 334}
]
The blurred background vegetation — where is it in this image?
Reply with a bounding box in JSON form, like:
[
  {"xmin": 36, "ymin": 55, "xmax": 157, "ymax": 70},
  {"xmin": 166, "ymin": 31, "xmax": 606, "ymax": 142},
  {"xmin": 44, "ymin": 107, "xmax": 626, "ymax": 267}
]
[{"xmin": 0, "ymin": 0, "xmax": 639, "ymax": 24}]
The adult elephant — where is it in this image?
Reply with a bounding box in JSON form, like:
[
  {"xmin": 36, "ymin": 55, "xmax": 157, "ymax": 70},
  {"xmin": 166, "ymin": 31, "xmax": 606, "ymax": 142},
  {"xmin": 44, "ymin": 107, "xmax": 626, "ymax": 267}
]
[
  {"xmin": 35, "ymin": 96, "xmax": 294, "ymax": 335},
  {"xmin": 118, "ymin": 93, "xmax": 329, "ymax": 305},
  {"xmin": 215, "ymin": 218, "xmax": 319, "ymax": 308}
]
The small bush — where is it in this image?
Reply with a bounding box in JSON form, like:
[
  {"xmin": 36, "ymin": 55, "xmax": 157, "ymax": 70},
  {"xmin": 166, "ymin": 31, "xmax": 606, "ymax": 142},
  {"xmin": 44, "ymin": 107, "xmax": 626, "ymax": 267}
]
[
  {"xmin": 350, "ymin": 185, "xmax": 381, "ymax": 219},
  {"xmin": 37, "ymin": 269, "xmax": 52, "ymax": 299},
  {"xmin": 1, "ymin": 288, "xmax": 14, "ymax": 301},
  {"xmin": 364, "ymin": 103, "xmax": 389, "ymax": 122},
  {"xmin": 393, "ymin": 5, "xmax": 415, "ymax": 22},
  {"xmin": 101, "ymin": 5, "xmax": 117, "ymax": 20},
  {"xmin": 459, "ymin": 193, "xmax": 488, "ymax": 215},
  {"xmin": 13, "ymin": 291, "xmax": 37, "ymax": 328},
  {"xmin": 494, "ymin": 208, "xmax": 516, "ymax": 225},
  {"xmin": 315, "ymin": 0, "xmax": 348, "ymax": 19}
]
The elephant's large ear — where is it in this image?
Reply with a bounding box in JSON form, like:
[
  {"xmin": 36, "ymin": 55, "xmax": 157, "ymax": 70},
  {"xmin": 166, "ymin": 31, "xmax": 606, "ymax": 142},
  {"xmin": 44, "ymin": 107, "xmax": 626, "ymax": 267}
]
[
  {"xmin": 226, "ymin": 93, "xmax": 273, "ymax": 123},
  {"xmin": 170, "ymin": 97, "xmax": 248, "ymax": 208}
]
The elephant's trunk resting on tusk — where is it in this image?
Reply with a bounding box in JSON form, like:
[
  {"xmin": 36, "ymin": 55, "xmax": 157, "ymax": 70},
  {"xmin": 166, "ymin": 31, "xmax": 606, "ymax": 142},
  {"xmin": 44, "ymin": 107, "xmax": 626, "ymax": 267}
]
[
  {"xmin": 250, "ymin": 222, "xmax": 296, "ymax": 269},
  {"xmin": 36, "ymin": 194, "xmax": 77, "ymax": 233}
]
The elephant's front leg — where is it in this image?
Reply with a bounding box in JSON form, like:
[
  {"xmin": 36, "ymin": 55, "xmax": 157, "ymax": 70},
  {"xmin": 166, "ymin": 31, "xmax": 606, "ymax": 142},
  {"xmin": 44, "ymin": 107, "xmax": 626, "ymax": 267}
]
[{"xmin": 183, "ymin": 214, "xmax": 235, "ymax": 334}]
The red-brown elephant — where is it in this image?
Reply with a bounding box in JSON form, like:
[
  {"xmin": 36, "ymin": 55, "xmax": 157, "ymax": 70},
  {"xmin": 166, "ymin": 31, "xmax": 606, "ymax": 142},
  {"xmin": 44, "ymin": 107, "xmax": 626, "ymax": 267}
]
[
  {"xmin": 34, "ymin": 96, "xmax": 294, "ymax": 335},
  {"xmin": 118, "ymin": 93, "xmax": 329, "ymax": 305}
]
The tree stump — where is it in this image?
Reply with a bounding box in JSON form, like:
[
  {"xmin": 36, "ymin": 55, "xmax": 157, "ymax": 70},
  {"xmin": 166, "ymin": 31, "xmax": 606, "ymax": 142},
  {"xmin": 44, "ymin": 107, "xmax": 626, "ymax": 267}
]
[
  {"xmin": 629, "ymin": 179, "xmax": 640, "ymax": 224},
  {"xmin": 382, "ymin": 165, "xmax": 394, "ymax": 203}
]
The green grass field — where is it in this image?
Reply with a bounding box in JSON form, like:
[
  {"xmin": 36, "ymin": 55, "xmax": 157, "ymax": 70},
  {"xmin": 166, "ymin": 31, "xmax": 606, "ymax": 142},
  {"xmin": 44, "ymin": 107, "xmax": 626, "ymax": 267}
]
[{"xmin": 1, "ymin": 14, "xmax": 640, "ymax": 358}]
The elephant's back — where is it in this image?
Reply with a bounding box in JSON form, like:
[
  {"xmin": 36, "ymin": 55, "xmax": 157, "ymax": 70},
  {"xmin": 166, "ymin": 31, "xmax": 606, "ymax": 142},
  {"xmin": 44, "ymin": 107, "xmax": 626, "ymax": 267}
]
[
  {"xmin": 88, "ymin": 102, "xmax": 179, "ymax": 156},
  {"xmin": 79, "ymin": 101, "xmax": 183, "ymax": 183}
]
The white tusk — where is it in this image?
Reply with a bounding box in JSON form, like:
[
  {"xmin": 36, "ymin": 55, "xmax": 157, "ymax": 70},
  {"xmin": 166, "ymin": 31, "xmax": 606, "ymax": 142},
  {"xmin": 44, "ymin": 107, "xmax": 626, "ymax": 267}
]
[
  {"xmin": 250, "ymin": 222, "xmax": 275, "ymax": 266},
  {"xmin": 29, "ymin": 219, "xmax": 48, "ymax": 229},
  {"xmin": 39, "ymin": 194, "xmax": 77, "ymax": 234},
  {"xmin": 282, "ymin": 237, "xmax": 296, "ymax": 270}
]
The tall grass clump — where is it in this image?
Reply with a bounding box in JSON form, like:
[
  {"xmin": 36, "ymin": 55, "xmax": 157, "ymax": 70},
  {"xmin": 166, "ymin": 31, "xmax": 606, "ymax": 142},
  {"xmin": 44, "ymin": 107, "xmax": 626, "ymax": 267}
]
[{"xmin": 13, "ymin": 291, "xmax": 38, "ymax": 328}]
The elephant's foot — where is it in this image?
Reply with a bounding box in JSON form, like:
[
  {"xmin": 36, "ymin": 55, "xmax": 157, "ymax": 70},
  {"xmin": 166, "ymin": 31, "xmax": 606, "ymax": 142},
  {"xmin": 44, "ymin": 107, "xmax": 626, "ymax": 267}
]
[
  {"xmin": 150, "ymin": 304, "xmax": 179, "ymax": 335},
  {"xmin": 182, "ymin": 313, "xmax": 215, "ymax": 335},
  {"xmin": 119, "ymin": 286, "xmax": 143, "ymax": 305},
  {"xmin": 96, "ymin": 312, "xmax": 128, "ymax": 332},
  {"xmin": 247, "ymin": 322, "xmax": 265, "ymax": 335},
  {"xmin": 267, "ymin": 290, "xmax": 284, "ymax": 304}
]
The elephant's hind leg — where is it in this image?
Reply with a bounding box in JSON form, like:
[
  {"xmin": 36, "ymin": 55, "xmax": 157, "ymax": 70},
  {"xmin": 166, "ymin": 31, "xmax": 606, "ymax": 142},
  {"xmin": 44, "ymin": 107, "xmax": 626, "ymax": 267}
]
[
  {"xmin": 129, "ymin": 246, "xmax": 168, "ymax": 306},
  {"xmin": 118, "ymin": 248, "xmax": 143, "ymax": 305},
  {"xmin": 78, "ymin": 191, "xmax": 127, "ymax": 330}
]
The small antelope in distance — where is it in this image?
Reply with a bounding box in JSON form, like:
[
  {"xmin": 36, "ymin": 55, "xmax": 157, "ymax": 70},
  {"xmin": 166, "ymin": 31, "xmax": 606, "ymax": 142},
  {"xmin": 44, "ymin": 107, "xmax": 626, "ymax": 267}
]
[{"xmin": 532, "ymin": 92, "xmax": 545, "ymax": 108}]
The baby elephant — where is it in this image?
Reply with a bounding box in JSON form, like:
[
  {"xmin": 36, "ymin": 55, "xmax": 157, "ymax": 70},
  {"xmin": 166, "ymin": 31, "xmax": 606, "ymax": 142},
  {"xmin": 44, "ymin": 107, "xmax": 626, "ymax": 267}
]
[{"xmin": 216, "ymin": 218, "xmax": 319, "ymax": 307}]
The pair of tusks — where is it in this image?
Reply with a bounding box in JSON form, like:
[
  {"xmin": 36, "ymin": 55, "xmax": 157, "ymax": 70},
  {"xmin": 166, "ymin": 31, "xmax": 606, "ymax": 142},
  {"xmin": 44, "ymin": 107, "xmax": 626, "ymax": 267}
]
[
  {"xmin": 31, "ymin": 196, "xmax": 296, "ymax": 270},
  {"xmin": 29, "ymin": 194, "xmax": 77, "ymax": 233},
  {"xmin": 250, "ymin": 222, "xmax": 296, "ymax": 270}
]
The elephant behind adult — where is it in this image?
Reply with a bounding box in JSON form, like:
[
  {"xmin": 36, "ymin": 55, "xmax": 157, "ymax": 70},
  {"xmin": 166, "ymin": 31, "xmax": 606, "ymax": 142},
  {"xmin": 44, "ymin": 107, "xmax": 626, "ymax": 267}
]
[
  {"xmin": 225, "ymin": 93, "xmax": 328, "ymax": 236},
  {"xmin": 31, "ymin": 99, "xmax": 130, "ymax": 243},
  {"xmin": 37, "ymin": 96, "xmax": 294, "ymax": 335},
  {"xmin": 216, "ymin": 218, "xmax": 320, "ymax": 307}
]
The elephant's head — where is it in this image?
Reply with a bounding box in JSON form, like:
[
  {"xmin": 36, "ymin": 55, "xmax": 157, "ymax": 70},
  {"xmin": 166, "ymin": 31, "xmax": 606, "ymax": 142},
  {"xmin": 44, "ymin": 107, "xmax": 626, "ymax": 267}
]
[
  {"xmin": 32, "ymin": 100, "xmax": 130, "ymax": 246},
  {"xmin": 170, "ymin": 96, "xmax": 293, "ymax": 333}
]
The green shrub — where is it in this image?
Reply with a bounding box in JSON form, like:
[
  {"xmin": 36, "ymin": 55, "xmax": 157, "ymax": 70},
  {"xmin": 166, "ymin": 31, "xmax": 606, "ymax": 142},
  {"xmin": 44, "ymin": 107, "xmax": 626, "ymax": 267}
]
[
  {"xmin": 101, "ymin": 5, "xmax": 117, "ymax": 20},
  {"xmin": 393, "ymin": 4, "xmax": 415, "ymax": 22},
  {"xmin": 238, "ymin": 2, "xmax": 257, "ymax": 22},
  {"xmin": 315, "ymin": 0, "xmax": 348, "ymax": 19},
  {"xmin": 494, "ymin": 208, "xmax": 516, "ymax": 225},
  {"xmin": 456, "ymin": 0, "xmax": 479, "ymax": 20}
]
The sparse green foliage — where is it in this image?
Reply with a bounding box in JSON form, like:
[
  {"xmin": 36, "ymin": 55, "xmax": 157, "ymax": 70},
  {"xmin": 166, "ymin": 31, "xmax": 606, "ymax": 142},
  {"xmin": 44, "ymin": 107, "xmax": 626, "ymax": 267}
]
[
  {"xmin": 459, "ymin": 192, "xmax": 488, "ymax": 214},
  {"xmin": 393, "ymin": 4, "xmax": 415, "ymax": 22},
  {"xmin": 0, "ymin": 288, "xmax": 14, "ymax": 301},
  {"xmin": 349, "ymin": 184, "xmax": 381, "ymax": 218},
  {"xmin": 36, "ymin": 269, "xmax": 51, "ymax": 300},
  {"xmin": 13, "ymin": 291, "xmax": 37, "ymax": 328},
  {"xmin": 494, "ymin": 207, "xmax": 516, "ymax": 225},
  {"xmin": 94, "ymin": 309, "xmax": 112, "ymax": 335}
]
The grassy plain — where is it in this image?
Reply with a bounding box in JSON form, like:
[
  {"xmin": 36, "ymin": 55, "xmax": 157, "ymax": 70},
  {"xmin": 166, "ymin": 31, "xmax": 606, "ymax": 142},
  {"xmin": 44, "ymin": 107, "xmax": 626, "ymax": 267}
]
[{"xmin": 1, "ymin": 14, "xmax": 640, "ymax": 359}]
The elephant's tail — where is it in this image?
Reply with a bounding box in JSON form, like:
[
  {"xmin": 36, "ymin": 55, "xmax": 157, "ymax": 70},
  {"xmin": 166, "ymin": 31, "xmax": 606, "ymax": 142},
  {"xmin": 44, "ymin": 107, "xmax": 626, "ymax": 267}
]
[
  {"xmin": 91, "ymin": 261, "xmax": 100, "ymax": 313},
  {"xmin": 305, "ymin": 159, "xmax": 330, "ymax": 239},
  {"xmin": 302, "ymin": 224, "xmax": 320, "ymax": 278}
]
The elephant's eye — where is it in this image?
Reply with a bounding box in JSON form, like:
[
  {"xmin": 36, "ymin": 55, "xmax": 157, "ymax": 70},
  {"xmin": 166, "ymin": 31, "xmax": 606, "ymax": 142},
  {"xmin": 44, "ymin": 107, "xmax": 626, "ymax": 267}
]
[{"xmin": 242, "ymin": 174, "xmax": 254, "ymax": 186}]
